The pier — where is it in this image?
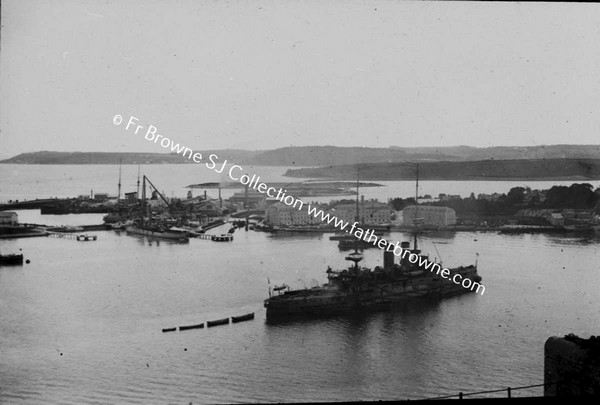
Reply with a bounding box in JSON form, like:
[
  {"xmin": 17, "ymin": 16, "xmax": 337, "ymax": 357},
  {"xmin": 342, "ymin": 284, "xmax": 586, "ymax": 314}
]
[
  {"xmin": 47, "ymin": 232, "xmax": 97, "ymax": 241},
  {"xmin": 197, "ymin": 233, "xmax": 234, "ymax": 242}
]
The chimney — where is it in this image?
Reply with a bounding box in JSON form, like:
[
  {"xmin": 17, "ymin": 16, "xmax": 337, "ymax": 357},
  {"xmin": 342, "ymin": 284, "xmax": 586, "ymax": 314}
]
[{"xmin": 383, "ymin": 249, "xmax": 395, "ymax": 268}]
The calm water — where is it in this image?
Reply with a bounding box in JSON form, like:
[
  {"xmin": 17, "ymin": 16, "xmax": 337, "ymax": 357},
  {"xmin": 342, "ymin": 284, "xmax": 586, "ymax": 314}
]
[
  {"xmin": 1, "ymin": 164, "xmax": 600, "ymax": 403},
  {"xmin": 0, "ymin": 164, "xmax": 592, "ymax": 202}
]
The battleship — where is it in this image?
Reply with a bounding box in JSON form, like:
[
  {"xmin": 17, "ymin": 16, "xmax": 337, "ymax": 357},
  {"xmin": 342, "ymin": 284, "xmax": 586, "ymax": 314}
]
[
  {"xmin": 264, "ymin": 166, "xmax": 482, "ymax": 321},
  {"xmin": 263, "ymin": 236, "xmax": 482, "ymax": 321}
]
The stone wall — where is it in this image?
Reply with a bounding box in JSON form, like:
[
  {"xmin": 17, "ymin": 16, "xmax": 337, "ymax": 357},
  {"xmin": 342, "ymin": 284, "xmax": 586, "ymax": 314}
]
[{"xmin": 544, "ymin": 334, "xmax": 600, "ymax": 396}]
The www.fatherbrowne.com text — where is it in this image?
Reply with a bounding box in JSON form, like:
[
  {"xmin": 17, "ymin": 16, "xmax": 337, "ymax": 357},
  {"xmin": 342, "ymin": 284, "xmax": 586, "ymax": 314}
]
[{"xmin": 113, "ymin": 114, "xmax": 485, "ymax": 295}]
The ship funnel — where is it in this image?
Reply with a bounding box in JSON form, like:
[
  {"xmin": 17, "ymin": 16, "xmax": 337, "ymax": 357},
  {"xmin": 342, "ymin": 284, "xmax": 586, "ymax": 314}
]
[
  {"xmin": 400, "ymin": 241, "xmax": 411, "ymax": 265},
  {"xmin": 383, "ymin": 249, "xmax": 394, "ymax": 268}
]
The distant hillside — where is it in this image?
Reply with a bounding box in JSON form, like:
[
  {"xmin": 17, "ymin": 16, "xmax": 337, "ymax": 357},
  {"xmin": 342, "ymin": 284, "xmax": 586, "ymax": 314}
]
[
  {"xmin": 284, "ymin": 159, "xmax": 600, "ymax": 181},
  {"xmin": 2, "ymin": 145, "xmax": 599, "ymax": 166},
  {"xmin": 247, "ymin": 146, "xmax": 406, "ymax": 166},
  {"xmin": 0, "ymin": 150, "xmax": 262, "ymax": 165},
  {"xmin": 388, "ymin": 144, "xmax": 600, "ymax": 161},
  {"xmin": 246, "ymin": 144, "xmax": 600, "ymax": 166}
]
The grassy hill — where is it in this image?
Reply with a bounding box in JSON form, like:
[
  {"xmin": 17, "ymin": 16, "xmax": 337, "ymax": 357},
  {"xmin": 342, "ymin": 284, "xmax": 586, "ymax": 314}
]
[{"xmin": 284, "ymin": 159, "xmax": 600, "ymax": 180}]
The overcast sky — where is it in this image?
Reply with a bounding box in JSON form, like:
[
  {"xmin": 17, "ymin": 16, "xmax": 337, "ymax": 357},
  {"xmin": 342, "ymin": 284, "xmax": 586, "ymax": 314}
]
[{"xmin": 1, "ymin": 0, "xmax": 600, "ymax": 158}]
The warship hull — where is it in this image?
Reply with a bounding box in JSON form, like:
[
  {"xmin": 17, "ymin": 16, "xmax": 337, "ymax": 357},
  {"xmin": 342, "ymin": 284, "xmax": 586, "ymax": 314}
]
[{"xmin": 265, "ymin": 256, "xmax": 481, "ymax": 321}]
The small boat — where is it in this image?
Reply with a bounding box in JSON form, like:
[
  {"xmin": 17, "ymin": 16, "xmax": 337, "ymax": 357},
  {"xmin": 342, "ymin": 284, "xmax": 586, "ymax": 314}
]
[
  {"xmin": 179, "ymin": 323, "xmax": 204, "ymax": 331},
  {"xmin": 206, "ymin": 318, "xmax": 229, "ymax": 327},
  {"xmin": 338, "ymin": 238, "xmax": 376, "ymax": 250},
  {"xmin": 330, "ymin": 231, "xmax": 383, "ymax": 241},
  {"xmin": 0, "ymin": 251, "xmax": 24, "ymax": 265},
  {"xmin": 162, "ymin": 327, "xmax": 177, "ymax": 333},
  {"xmin": 231, "ymin": 313, "xmax": 255, "ymax": 323},
  {"xmin": 76, "ymin": 234, "xmax": 97, "ymax": 241},
  {"xmin": 211, "ymin": 234, "xmax": 233, "ymax": 242}
]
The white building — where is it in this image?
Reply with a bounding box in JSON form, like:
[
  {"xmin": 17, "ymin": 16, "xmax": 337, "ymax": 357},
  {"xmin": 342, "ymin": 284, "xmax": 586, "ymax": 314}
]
[
  {"xmin": 403, "ymin": 205, "xmax": 456, "ymax": 226},
  {"xmin": 0, "ymin": 211, "xmax": 18, "ymax": 226},
  {"xmin": 265, "ymin": 202, "xmax": 325, "ymax": 226},
  {"xmin": 331, "ymin": 199, "xmax": 394, "ymax": 225}
]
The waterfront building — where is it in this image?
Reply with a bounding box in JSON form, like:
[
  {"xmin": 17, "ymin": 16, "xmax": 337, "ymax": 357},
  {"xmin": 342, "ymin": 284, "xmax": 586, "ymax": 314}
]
[
  {"xmin": 403, "ymin": 205, "xmax": 456, "ymax": 226},
  {"xmin": 548, "ymin": 213, "xmax": 564, "ymax": 227},
  {"xmin": 438, "ymin": 194, "xmax": 461, "ymax": 201},
  {"xmin": 0, "ymin": 211, "xmax": 18, "ymax": 226},
  {"xmin": 477, "ymin": 193, "xmax": 503, "ymax": 201},
  {"xmin": 195, "ymin": 200, "xmax": 226, "ymax": 217},
  {"xmin": 229, "ymin": 191, "xmax": 266, "ymax": 209},
  {"xmin": 265, "ymin": 202, "xmax": 324, "ymax": 226},
  {"xmin": 178, "ymin": 197, "xmax": 225, "ymax": 217},
  {"xmin": 331, "ymin": 198, "xmax": 394, "ymax": 225}
]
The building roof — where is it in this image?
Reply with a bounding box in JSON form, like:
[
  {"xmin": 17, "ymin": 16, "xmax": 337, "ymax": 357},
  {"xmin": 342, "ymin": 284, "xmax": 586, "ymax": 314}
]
[{"xmin": 404, "ymin": 205, "xmax": 455, "ymax": 212}]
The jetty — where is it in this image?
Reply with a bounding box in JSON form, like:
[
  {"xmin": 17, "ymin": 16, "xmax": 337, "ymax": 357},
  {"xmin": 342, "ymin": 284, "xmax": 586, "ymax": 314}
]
[
  {"xmin": 48, "ymin": 232, "xmax": 97, "ymax": 241},
  {"xmin": 0, "ymin": 226, "xmax": 47, "ymax": 239},
  {"xmin": 197, "ymin": 233, "xmax": 233, "ymax": 242}
]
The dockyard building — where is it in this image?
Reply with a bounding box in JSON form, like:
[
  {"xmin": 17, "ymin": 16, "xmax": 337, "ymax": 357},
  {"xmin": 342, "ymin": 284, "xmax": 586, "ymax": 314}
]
[
  {"xmin": 229, "ymin": 191, "xmax": 266, "ymax": 209},
  {"xmin": 265, "ymin": 202, "xmax": 324, "ymax": 227},
  {"xmin": 403, "ymin": 205, "xmax": 456, "ymax": 226},
  {"xmin": 331, "ymin": 199, "xmax": 394, "ymax": 225}
]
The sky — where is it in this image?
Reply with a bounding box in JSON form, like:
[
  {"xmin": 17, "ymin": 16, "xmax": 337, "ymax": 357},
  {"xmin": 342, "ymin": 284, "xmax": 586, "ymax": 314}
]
[{"xmin": 2, "ymin": 0, "xmax": 600, "ymax": 158}]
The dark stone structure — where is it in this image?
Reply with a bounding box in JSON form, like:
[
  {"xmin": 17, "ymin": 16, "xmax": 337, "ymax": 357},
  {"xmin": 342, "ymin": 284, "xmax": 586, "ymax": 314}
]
[{"xmin": 544, "ymin": 334, "xmax": 600, "ymax": 396}]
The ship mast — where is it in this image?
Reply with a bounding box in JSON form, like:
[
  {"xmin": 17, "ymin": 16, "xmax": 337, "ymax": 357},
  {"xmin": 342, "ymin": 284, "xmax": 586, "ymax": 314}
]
[
  {"xmin": 141, "ymin": 174, "xmax": 147, "ymax": 223},
  {"xmin": 414, "ymin": 163, "xmax": 419, "ymax": 252},
  {"xmin": 346, "ymin": 166, "xmax": 363, "ymax": 269},
  {"xmin": 117, "ymin": 158, "xmax": 122, "ymax": 203},
  {"xmin": 136, "ymin": 165, "xmax": 141, "ymax": 199},
  {"xmin": 354, "ymin": 166, "xmax": 360, "ymax": 256}
]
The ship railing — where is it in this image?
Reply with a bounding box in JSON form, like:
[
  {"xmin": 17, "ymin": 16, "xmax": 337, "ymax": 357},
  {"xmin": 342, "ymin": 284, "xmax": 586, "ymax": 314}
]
[{"xmin": 425, "ymin": 381, "xmax": 557, "ymax": 400}]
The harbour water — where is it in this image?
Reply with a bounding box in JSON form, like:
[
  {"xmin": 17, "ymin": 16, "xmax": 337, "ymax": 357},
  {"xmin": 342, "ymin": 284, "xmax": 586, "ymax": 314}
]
[
  {"xmin": 0, "ymin": 164, "xmax": 584, "ymax": 203},
  {"xmin": 1, "ymin": 164, "xmax": 599, "ymax": 403}
]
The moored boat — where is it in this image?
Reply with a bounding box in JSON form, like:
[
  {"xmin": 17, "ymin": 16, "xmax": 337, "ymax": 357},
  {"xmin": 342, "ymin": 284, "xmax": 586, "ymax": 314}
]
[
  {"xmin": 338, "ymin": 237, "xmax": 377, "ymax": 250},
  {"xmin": 124, "ymin": 174, "xmax": 190, "ymax": 242},
  {"xmin": 231, "ymin": 313, "xmax": 255, "ymax": 323},
  {"xmin": 211, "ymin": 234, "xmax": 233, "ymax": 242},
  {"xmin": 0, "ymin": 251, "xmax": 24, "ymax": 265},
  {"xmin": 179, "ymin": 323, "xmax": 204, "ymax": 331},
  {"xmin": 76, "ymin": 234, "xmax": 97, "ymax": 241},
  {"xmin": 126, "ymin": 224, "xmax": 189, "ymax": 241},
  {"xmin": 206, "ymin": 318, "xmax": 229, "ymax": 327}
]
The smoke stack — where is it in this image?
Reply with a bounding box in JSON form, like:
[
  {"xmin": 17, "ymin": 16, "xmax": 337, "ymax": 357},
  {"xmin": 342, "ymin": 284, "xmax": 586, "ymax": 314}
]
[
  {"xmin": 383, "ymin": 249, "xmax": 395, "ymax": 268},
  {"xmin": 400, "ymin": 241, "xmax": 411, "ymax": 265}
]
